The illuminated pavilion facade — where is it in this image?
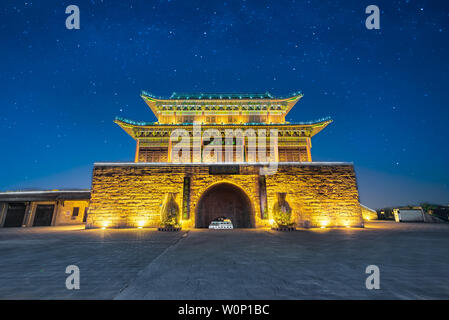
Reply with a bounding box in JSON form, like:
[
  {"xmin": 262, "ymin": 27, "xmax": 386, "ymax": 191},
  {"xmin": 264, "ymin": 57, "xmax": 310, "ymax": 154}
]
[
  {"xmin": 86, "ymin": 91, "xmax": 364, "ymax": 229},
  {"xmin": 115, "ymin": 91, "xmax": 328, "ymax": 163}
]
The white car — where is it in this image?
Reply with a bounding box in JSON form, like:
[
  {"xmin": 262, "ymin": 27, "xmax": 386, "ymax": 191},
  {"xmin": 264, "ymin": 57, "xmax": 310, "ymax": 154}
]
[{"xmin": 208, "ymin": 218, "xmax": 234, "ymax": 229}]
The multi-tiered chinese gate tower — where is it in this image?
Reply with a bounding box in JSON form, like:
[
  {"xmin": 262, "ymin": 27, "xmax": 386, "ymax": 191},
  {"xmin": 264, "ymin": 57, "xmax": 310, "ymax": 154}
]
[{"xmin": 87, "ymin": 91, "xmax": 364, "ymax": 229}]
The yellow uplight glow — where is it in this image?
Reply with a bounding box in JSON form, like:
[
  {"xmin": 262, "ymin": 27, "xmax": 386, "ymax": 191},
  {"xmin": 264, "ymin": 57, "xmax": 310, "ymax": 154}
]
[
  {"xmin": 137, "ymin": 220, "xmax": 145, "ymax": 228},
  {"xmin": 269, "ymin": 219, "xmax": 275, "ymax": 226},
  {"xmin": 320, "ymin": 220, "xmax": 329, "ymax": 228}
]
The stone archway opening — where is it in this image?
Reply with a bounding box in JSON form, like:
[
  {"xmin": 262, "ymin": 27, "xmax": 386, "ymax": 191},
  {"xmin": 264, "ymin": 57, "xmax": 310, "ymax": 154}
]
[{"xmin": 196, "ymin": 183, "xmax": 254, "ymax": 228}]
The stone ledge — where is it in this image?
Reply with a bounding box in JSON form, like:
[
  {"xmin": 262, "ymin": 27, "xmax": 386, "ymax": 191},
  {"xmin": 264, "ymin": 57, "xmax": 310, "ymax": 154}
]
[
  {"xmin": 271, "ymin": 227, "xmax": 296, "ymax": 231},
  {"xmin": 158, "ymin": 227, "xmax": 182, "ymax": 232},
  {"xmin": 94, "ymin": 161, "xmax": 354, "ymax": 167}
]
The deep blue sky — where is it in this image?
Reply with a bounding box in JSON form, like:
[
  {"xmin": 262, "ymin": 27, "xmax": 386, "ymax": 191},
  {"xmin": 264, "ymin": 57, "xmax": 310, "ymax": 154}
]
[{"xmin": 1, "ymin": 0, "xmax": 448, "ymax": 209}]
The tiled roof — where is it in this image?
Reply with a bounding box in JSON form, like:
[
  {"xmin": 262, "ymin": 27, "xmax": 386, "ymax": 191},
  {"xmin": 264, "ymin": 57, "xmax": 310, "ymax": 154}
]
[
  {"xmin": 141, "ymin": 91, "xmax": 303, "ymax": 100},
  {"xmin": 169, "ymin": 92, "xmax": 274, "ymax": 100},
  {"xmin": 115, "ymin": 116, "xmax": 332, "ymax": 126}
]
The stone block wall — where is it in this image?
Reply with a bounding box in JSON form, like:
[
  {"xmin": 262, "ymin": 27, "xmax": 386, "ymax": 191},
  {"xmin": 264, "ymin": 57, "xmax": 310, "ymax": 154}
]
[
  {"xmin": 360, "ymin": 204, "xmax": 378, "ymax": 221},
  {"xmin": 266, "ymin": 164, "xmax": 363, "ymax": 228},
  {"xmin": 55, "ymin": 200, "xmax": 90, "ymax": 225},
  {"xmin": 88, "ymin": 165, "xmax": 186, "ymax": 228},
  {"xmin": 87, "ymin": 163, "xmax": 363, "ymax": 229}
]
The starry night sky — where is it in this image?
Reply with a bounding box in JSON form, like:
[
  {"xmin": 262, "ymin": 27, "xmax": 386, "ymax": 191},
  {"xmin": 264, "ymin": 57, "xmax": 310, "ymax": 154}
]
[{"xmin": 1, "ymin": 0, "xmax": 448, "ymax": 209}]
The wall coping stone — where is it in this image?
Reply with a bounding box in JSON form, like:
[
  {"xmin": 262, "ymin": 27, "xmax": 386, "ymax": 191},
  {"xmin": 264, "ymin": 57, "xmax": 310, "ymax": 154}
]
[{"xmin": 94, "ymin": 162, "xmax": 354, "ymax": 167}]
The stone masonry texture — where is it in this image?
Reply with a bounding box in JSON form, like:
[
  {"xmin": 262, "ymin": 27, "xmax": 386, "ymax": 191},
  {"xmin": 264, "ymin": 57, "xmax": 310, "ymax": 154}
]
[{"xmin": 87, "ymin": 163, "xmax": 363, "ymax": 229}]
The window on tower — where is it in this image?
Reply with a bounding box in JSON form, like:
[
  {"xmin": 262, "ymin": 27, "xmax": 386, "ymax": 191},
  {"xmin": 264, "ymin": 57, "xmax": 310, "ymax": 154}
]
[
  {"xmin": 249, "ymin": 115, "xmax": 261, "ymax": 123},
  {"xmin": 183, "ymin": 115, "xmax": 194, "ymax": 123}
]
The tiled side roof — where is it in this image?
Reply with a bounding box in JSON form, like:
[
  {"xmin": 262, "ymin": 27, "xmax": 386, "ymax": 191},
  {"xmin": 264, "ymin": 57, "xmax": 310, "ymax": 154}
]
[
  {"xmin": 141, "ymin": 91, "xmax": 303, "ymax": 101},
  {"xmin": 169, "ymin": 92, "xmax": 274, "ymax": 100},
  {"xmin": 115, "ymin": 116, "xmax": 332, "ymax": 127}
]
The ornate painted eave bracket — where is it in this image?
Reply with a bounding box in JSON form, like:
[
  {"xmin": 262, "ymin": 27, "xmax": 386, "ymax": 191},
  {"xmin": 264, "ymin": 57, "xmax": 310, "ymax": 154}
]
[{"xmin": 114, "ymin": 117, "xmax": 332, "ymax": 140}]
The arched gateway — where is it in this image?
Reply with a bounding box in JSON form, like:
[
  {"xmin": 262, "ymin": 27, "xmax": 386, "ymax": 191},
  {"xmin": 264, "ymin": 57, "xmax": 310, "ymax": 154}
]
[{"xmin": 195, "ymin": 183, "xmax": 255, "ymax": 228}]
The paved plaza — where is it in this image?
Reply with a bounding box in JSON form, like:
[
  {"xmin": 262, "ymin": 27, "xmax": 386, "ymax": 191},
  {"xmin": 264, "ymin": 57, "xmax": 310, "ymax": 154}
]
[{"xmin": 0, "ymin": 221, "xmax": 448, "ymax": 299}]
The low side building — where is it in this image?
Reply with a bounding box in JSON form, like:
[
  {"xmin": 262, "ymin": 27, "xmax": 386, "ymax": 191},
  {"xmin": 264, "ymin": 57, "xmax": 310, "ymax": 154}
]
[
  {"xmin": 0, "ymin": 190, "xmax": 90, "ymax": 228},
  {"xmin": 392, "ymin": 206, "xmax": 446, "ymax": 223},
  {"xmin": 393, "ymin": 207, "xmax": 425, "ymax": 222}
]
